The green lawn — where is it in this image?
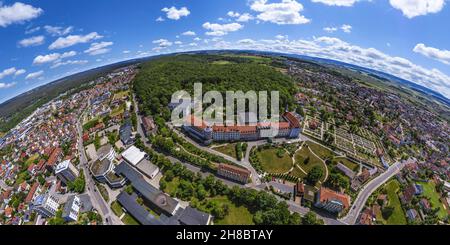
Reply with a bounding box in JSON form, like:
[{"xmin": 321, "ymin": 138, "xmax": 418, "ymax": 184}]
[
  {"xmin": 256, "ymin": 148, "xmax": 293, "ymax": 174},
  {"xmin": 25, "ymin": 154, "xmax": 39, "ymax": 167},
  {"xmin": 202, "ymin": 196, "xmax": 254, "ymax": 225},
  {"xmin": 295, "ymin": 146, "xmax": 326, "ymax": 174},
  {"xmin": 289, "ymin": 165, "xmax": 307, "ymax": 179},
  {"xmin": 383, "ymin": 180, "xmax": 407, "ymax": 225},
  {"xmin": 110, "ymin": 104, "xmax": 125, "ymax": 117},
  {"xmin": 122, "ymin": 213, "xmax": 139, "ymax": 225},
  {"xmin": 113, "ymin": 90, "xmax": 130, "ymax": 100},
  {"xmin": 212, "ymin": 60, "xmax": 233, "ymax": 65},
  {"xmin": 306, "ymin": 141, "xmax": 335, "ymax": 160},
  {"xmin": 163, "ymin": 177, "xmax": 180, "ymax": 196},
  {"xmin": 213, "ymin": 143, "xmax": 238, "ymax": 159},
  {"xmin": 111, "ymin": 201, "xmax": 124, "ymax": 217},
  {"xmin": 417, "ymin": 181, "xmax": 447, "ymax": 219},
  {"xmin": 333, "ymin": 157, "xmax": 359, "ymax": 172}
]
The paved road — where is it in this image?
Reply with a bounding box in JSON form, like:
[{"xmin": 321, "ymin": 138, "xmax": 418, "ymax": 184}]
[
  {"xmin": 339, "ymin": 158, "xmax": 411, "ymax": 225},
  {"xmin": 170, "ymin": 127, "xmax": 262, "ymax": 186},
  {"xmin": 76, "ymin": 117, "xmax": 122, "ymax": 225}
]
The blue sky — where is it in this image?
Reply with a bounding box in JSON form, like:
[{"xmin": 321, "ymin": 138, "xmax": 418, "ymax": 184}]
[{"xmin": 1, "ymin": 0, "xmax": 450, "ymax": 103}]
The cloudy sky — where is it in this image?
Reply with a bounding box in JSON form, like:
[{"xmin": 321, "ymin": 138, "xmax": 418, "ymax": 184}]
[{"xmin": 0, "ymin": 0, "xmax": 450, "ymax": 103}]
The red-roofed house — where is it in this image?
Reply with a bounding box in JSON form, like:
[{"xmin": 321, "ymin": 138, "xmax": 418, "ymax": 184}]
[
  {"xmin": 315, "ymin": 187, "xmax": 351, "ymax": 213},
  {"xmin": 25, "ymin": 182, "xmax": 39, "ymax": 204}
]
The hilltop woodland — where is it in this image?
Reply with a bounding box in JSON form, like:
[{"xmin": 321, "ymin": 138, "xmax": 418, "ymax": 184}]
[{"xmin": 133, "ymin": 54, "xmax": 297, "ymax": 121}]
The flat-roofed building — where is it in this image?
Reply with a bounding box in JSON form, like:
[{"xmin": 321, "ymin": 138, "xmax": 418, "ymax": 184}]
[
  {"xmin": 32, "ymin": 194, "xmax": 59, "ymax": 218},
  {"xmin": 96, "ymin": 144, "xmax": 116, "ymax": 162},
  {"xmin": 122, "ymin": 146, "xmax": 147, "ymax": 166},
  {"xmin": 55, "ymin": 160, "xmax": 79, "ymax": 185},
  {"xmin": 114, "ymin": 161, "xmax": 180, "ymax": 216}
]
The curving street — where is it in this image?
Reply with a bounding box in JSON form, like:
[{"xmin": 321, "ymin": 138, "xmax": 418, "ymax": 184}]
[{"xmin": 339, "ymin": 158, "xmax": 410, "ymax": 225}]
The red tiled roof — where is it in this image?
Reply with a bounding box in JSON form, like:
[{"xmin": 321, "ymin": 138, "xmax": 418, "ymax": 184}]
[
  {"xmin": 319, "ymin": 187, "xmax": 351, "ymax": 210},
  {"xmin": 46, "ymin": 147, "xmax": 62, "ymax": 167},
  {"xmin": 218, "ymin": 164, "xmax": 251, "ymax": 177},
  {"xmin": 25, "ymin": 182, "xmax": 39, "ymax": 203},
  {"xmin": 283, "ymin": 112, "xmax": 301, "ymax": 128}
]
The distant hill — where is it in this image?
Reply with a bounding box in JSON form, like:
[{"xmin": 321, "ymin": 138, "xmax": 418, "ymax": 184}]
[
  {"xmin": 272, "ymin": 52, "xmax": 450, "ymax": 106},
  {"xmin": 2, "ymin": 49, "xmax": 449, "ymax": 133}
]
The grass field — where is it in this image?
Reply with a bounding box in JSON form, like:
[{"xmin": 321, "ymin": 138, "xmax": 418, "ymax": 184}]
[
  {"xmin": 110, "ymin": 104, "xmax": 125, "ymax": 117},
  {"xmin": 289, "ymin": 165, "xmax": 307, "ymax": 179},
  {"xmin": 25, "ymin": 154, "xmax": 39, "ymax": 167},
  {"xmin": 122, "ymin": 213, "xmax": 139, "ymax": 225},
  {"xmin": 163, "ymin": 177, "xmax": 180, "ymax": 196},
  {"xmin": 113, "ymin": 90, "xmax": 130, "ymax": 100},
  {"xmin": 295, "ymin": 146, "xmax": 325, "ymax": 173},
  {"xmin": 307, "ymin": 141, "xmax": 335, "ymax": 160},
  {"xmin": 111, "ymin": 201, "xmax": 124, "ymax": 217},
  {"xmin": 417, "ymin": 181, "xmax": 447, "ymax": 219},
  {"xmin": 383, "ymin": 180, "xmax": 407, "ymax": 225},
  {"xmin": 201, "ymin": 196, "xmax": 254, "ymax": 225},
  {"xmin": 256, "ymin": 148, "xmax": 293, "ymax": 174},
  {"xmin": 212, "ymin": 60, "xmax": 233, "ymax": 65},
  {"xmin": 333, "ymin": 157, "xmax": 359, "ymax": 172},
  {"xmin": 0, "ymin": 132, "xmax": 4, "ymax": 137},
  {"xmin": 213, "ymin": 143, "xmax": 238, "ymax": 159}
]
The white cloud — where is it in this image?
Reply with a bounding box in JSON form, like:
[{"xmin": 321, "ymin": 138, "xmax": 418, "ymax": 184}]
[
  {"xmin": 44, "ymin": 25, "xmax": 73, "ymax": 36},
  {"xmin": 14, "ymin": 69, "xmax": 26, "ymax": 76},
  {"xmin": 84, "ymin": 41, "xmax": 113, "ymax": 55},
  {"xmin": 0, "ymin": 82, "xmax": 16, "ymax": 89},
  {"xmin": 413, "ymin": 43, "xmax": 450, "ymax": 65},
  {"xmin": 33, "ymin": 53, "xmax": 62, "ymax": 64},
  {"xmin": 161, "ymin": 6, "xmax": 190, "ymax": 20},
  {"xmin": 202, "ymin": 22, "xmax": 243, "ymax": 36},
  {"xmin": 275, "ymin": 34, "xmax": 289, "ymax": 40},
  {"xmin": 323, "ymin": 26, "xmax": 338, "ymax": 33},
  {"xmin": 222, "ymin": 36, "xmax": 450, "ymax": 98},
  {"xmin": 25, "ymin": 26, "xmax": 40, "ymax": 34},
  {"xmin": 156, "ymin": 16, "xmax": 165, "ymax": 22},
  {"xmin": 174, "ymin": 41, "xmax": 183, "ymax": 45},
  {"xmin": 49, "ymin": 32, "xmax": 103, "ymax": 50},
  {"xmin": 323, "ymin": 24, "xmax": 352, "ymax": 33},
  {"xmin": 250, "ymin": 0, "xmax": 310, "ymax": 25},
  {"xmin": 0, "ymin": 2, "xmax": 43, "ymax": 27},
  {"xmin": 0, "ymin": 67, "xmax": 17, "ymax": 79},
  {"xmin": 237, "ymin": 13, "xmax": 255, "ymax": 22},
  {"xmin": 51, "ymin": 60, "xmax": 88, "ymax": 69},
  {"xmin": 33, "ymin": 51, "xmax": 77, "ymax": 64},
  {"xmin": 341, "ymin": 24, "xmax": 352, "ymax": 33},
  {"xmin": 123, "ymin": 50, "xmax": 131, "ymax": 54},
  {"xmin": 227, "ymin": 11, "xmax": 241, "ymax": 18},
  {"xmin": 182, "ymin": 31, "xmax": 196, "ymax": 36},
  {"xmin": 18, "ymin": 35, "xmax": 45, "ymax": 47},
  {"xmin": 389, "ymin": 0, "xmax": 445, "ymax": 18},
  {"xmin": 311, "ymin": 0, "xmax": 359, "ymax": 7},
  {"xmin": 152, "ymin": 39, "xmax": 173, "ymax": 48},
  {"xmin": 238, "ymin": 39, "xmax": 256, "ymax": 44},
  {"xmin": 25, "ymin": 70, "xmax": 44, "ymax": 80},
  {"xmin": 60, "ymin": 51, "xmax": 77, "ymax": 58}
]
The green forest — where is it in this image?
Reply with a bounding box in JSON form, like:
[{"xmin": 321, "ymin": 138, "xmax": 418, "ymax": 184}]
[{"xmin": 133, "ymin": 54, "xmax": 297, "ymax": 118}]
